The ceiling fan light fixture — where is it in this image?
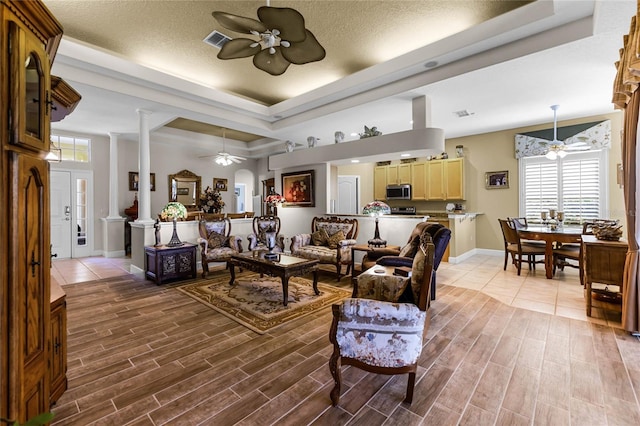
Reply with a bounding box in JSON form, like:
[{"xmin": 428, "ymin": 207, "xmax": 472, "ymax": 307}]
[
  {"xmin": 212, "ymin": 6, "xmax": 325, "ymax": 75},
  {"xmin": 545, "ymin": 150, "xmax": 558, "ymax": 160}
]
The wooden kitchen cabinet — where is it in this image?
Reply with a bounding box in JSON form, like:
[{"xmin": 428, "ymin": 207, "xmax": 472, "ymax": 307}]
[
  {"xmin": 426, "ymin": 158, "xmax": 465, "ymax": 200},
  {"xmin": 374, "ymin": 166, "xmax": 387, "ymax": 200},
  {"xmin": 411, "ymin": 162, "xmax": 427, "ymax": 200},
  {"xmin": 445, "ymin": 158, "xmax": 465, "ymax": 200},
  {"xmin": 387, "ymin": 163, "xmax": 411, "ymax": 185}
]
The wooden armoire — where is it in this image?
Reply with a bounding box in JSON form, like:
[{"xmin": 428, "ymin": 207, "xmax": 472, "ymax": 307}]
[{"xmin": 0, "ymin": 0, "xmax": 69, "ymax": 423}]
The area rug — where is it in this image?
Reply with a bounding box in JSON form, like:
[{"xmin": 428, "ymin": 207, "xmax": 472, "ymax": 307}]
[{"xmin": 176, "ymin": 273, "xmax": 351, "ymax": 334}]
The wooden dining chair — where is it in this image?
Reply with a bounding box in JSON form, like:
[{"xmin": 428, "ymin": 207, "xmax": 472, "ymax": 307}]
[{"xmin": 498, "ymin": 219, "xmax": 545, "ymax": 275}]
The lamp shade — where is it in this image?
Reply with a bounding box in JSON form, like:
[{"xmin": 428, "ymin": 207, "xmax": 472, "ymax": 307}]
[{"xmin": 362, "ymin": 200, "xmax": 391, "ymax": 216}]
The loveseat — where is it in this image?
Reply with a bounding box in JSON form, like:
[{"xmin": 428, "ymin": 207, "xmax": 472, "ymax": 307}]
[{"xmin": 290, "ymin": 216, "xmax": 359, "ymax": 280}]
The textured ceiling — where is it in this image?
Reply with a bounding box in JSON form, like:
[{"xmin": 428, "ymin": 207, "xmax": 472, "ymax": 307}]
[{"xmin": 43, "ymin": 0, "xmax": 531, "ymax": 106}]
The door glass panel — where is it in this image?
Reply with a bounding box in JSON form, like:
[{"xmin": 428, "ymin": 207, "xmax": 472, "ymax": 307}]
[
  {"xmin": 25, "ymin": 52, "xmax": 42, "ymax": 138},
  {"xmin": 76, "ymin": 178, "xmax": 87, "ymax": 246}
]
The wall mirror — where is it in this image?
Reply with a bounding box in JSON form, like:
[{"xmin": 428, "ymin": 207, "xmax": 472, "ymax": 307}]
[{"xmin": 168, "ymin": 169, "xmax": 201, "ymax": 210}]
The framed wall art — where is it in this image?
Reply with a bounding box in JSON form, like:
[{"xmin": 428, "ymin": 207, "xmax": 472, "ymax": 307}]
[
  {"xmin": 213, "ymin": 178, "xmax": 228, "ymax": 191},
  {"xmin": 485, "ymin": 171, "xmax": 509, "ymax": 189},
  {"xmin": 281, "ymin": 170, "xmax": 315, "ymax": 207},
  {"xmin": 129, "ymin": 172, "xmax": 156, "ymax": 191}
]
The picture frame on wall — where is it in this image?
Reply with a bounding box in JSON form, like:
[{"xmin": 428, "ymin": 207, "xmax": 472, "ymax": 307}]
[
  {"xmin": 485, "ymin": 171, "xmax": 509, "ymax": 189},
  {"xmin": 281, "ymin": 170, "xmax": 315, "ymax": 207},
  {"xmin": 129, "ymin": 172, "xmax": 156, "ymax": 191},
  {"xmin": 213, "ymin": 178, "xmax": 228, "ymax": 191}
]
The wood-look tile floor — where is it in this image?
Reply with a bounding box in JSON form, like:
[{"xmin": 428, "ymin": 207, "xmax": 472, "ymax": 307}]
[{"xmin": 51, "ymin": 256, "xmax": 640, "ymax": 425}]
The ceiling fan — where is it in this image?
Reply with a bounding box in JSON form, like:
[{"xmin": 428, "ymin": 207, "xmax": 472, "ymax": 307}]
[
  {"xmin": 545, "ymin": 105, "xmax": 588, "ymax": 160},
  {"xmin": 212, "ymin": 2, "xmax": 325, "ymax": 75},
  {"xmin": 199, "ymin": 129, "xmax": 246, "ymax": 166}
]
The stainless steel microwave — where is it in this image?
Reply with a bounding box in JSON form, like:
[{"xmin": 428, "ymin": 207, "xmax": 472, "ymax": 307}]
[{"xmin": 386, "ymin": 184, "xmax": 411, "ymax": 200}]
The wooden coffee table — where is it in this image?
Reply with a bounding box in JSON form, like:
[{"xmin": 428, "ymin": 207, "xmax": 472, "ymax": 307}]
[{"xmin": 228, "ymin": 251, "xmax": 319, "ymax": 306}]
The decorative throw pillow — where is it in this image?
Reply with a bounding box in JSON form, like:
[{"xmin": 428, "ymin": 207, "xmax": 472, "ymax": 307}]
[
  {"xmin": 327, "ymin": 230, "xmax": 346, "ymax": 249},
  {"xmin": 311, "ymin": 228, "xmax": 329, "ymax": 246},
  {"xmin": 208, "ymin": 232, "xmax": 229, "ymax": 249},
  {"xmin": 399, "ymin": 234, "xmax": 420, "ymax": 258}
]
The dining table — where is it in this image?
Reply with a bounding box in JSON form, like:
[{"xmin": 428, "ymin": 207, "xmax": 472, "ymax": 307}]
[{"xmin": 517, "ymin": 225, "xmax": 583, "ymax": 279}]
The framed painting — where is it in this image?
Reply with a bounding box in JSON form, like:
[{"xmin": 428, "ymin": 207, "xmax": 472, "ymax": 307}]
[
  {"xmin": 213, "ymin": 178, "xmax": 228, "ymax": 191},
  {"xmin": 281, "ymin": 170, "xmax": 315, "ymax": 207},
  {"xmin": 485, "ymin": 171, "xmax": 509, "ymax": 189},
  {"xmin": 129, "ymin": 172, "xmax": 156, "ymax": 191}
]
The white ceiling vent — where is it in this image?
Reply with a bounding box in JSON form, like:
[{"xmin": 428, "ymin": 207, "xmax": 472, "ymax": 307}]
[{"xmin": 203, "ymin": 30, "xmax": 232, "ymax": 49}]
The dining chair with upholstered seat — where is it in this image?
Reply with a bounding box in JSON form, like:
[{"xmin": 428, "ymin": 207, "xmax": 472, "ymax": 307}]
[
  {"xmin": 328, "ymin": 232, "xmax": 435, "ymax": 405},
  {"xmin": 498, "ymin": 219, "xmax": 546, "ymax": 275}
]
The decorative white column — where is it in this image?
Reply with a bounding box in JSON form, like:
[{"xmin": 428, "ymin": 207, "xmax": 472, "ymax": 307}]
[
  {"xmin": 101, "ymin": 132, "xmax": 126, "ymax": 257},
  {"xmin": 135, "ymin": 109, "xmax": 154, "ymax": 224},
  {"xmin": 107, "ymin": 132, "xmax": 122, "ymax": 219}
]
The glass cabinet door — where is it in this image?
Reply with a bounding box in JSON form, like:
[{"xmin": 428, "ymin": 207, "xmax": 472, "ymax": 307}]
[{"xmin": 9, "ymin": 21, "xmax": 51, "ymax": 153}]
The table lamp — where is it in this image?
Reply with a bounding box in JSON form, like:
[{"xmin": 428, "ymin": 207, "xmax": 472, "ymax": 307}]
[{"xmin": 363, "ymin": 200, "xmax": 391, "ymax": 248}]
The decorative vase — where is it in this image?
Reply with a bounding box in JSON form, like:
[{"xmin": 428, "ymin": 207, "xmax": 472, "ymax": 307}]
[
  {"xmin": 307, "ymin": 136, "xmax": 318, "ymax": 148},
  {"xmin": 167, "ymin": 218, "xmax": 183, "ymax": 247},
  {"xmin": 264, "ymin": 228, "xmax": 278, "ymax": 260},
  {"xmin": 285, "ymin": 140, "xmax": 295, "ymax": 152},
  {"xmin": 334, "ymin": 131, "xmax": 344, "ymax": 143}
]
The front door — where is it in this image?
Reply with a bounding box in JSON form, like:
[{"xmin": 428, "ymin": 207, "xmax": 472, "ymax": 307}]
[{"xmin": 50, "ymin": 170, "xmax": 72, "ymax": 259}]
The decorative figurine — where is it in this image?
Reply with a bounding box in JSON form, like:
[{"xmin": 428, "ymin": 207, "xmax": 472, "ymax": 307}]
[
  {"xmin": 154, "ymin": 219, "xmax": 161, "ymax": 246},
  {"xmin": 334, "ymin": 131, "xmax": 344, "ymax": 143}
]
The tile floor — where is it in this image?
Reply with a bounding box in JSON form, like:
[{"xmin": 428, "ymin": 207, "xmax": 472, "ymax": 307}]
[{"xmin": 51, "ymin": 253, "xmax": 623, "ymax": 328}]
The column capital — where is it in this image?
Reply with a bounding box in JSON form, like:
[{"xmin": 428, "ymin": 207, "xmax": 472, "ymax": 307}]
[
  {"xmin": 108, "ymin": 132, "xmax": 121, "ymax": 138},
  {"xmin": 136, "ymin": 108, "xmax": 152, "ymax": 116}
]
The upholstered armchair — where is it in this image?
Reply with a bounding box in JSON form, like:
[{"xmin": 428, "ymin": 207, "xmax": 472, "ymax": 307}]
[
  {"xmin": 247, "ymin": 215, "xmax": 285, "ymax": 252},
  {"xmin": 328, "ymin": 233, "xmax": 435, "ymax": 405},
  {"xmin": 361, "ymin": 222, "xmax": 450, "ymax": 300},
  {"xmin": 197, "ymin": 217, "xmax": 243, "ymax": 278}
]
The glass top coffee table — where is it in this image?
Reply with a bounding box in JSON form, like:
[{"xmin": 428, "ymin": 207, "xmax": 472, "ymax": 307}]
[{"xmin": 228, "ymin": 251, "xmax": 320, "ymax": 306}]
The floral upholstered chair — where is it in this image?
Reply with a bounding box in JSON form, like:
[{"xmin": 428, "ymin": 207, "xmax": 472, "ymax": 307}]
[
  {"xmin": 197, "ymin": 217, "xmax": 243, "ymax": 278},
  {"xmin": 328, "ymin": 233, "xmax": 435, "ymax": 405},
  {"xmin": 247, "ymin": 215, "xmax": 285, "ymax": 252}
]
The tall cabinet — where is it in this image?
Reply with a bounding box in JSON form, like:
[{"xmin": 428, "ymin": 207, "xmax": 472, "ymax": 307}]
[{"xmin": 1, "ymin": 1, "xmax": 64, "ymax": 422}]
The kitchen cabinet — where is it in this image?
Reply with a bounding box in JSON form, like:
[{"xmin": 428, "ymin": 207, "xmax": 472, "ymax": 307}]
[
  {"xmin": 387, "ymin": 163, "xmax": 412, "ymax": 185},
  {"xmin": 374, "ymin": 163, "xmax": 412, "ymax": 200},
  {"xmin": 426, "ymin": 158, "xmax": 465, "ymax": 200},
  {"xmin": 374, "ymin": 166, "xmax": 387, "ymax": 200},
  {"xmin": 411, "ymin": 162, "xmax": 427, "ymax": 200}
]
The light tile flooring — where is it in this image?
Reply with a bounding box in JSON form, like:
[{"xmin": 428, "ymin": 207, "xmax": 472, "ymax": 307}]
[{"xmin": 51, "ymin": 253, "xmax": 623, "ymax": 328}]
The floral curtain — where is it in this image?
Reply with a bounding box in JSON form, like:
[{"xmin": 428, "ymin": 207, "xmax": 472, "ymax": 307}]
[
  {"xmin": 514, "ymin": 120, "xmax": 611, "ymax": 159},
  {"xmin": 613, "ymin": 10, "xmax": 640, "ymax": 334}
]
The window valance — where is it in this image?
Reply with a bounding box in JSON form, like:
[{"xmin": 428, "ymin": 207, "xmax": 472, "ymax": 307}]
[{"xmin": 514, "ymin": 120, "xmax": 611, "ymax": 159}]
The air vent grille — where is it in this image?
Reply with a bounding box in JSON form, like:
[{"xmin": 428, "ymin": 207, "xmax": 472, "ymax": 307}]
[
  {"xmin": 203, "ymin": 30, "xmax": 232, "ymax": 49},
  {"xmin": 453, "ymin": 109, "xmax": 474, "ymax": 118}
]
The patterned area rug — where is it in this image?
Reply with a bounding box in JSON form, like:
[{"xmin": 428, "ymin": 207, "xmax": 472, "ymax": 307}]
[{"xmin": 176, "ymin": 272, "xmax": 351, "ymax": 334}]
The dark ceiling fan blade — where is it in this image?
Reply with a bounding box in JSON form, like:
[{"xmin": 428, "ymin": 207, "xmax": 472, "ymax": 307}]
[
  {"xmin": 257, "ymin": 7, "xmax": 307, "ymax": 42},
  {"xmin": 212, "ymin": 11, "xmax": 266, "ymax": 34},
  {"xmin": 281, "ymin": 29, "xmax": 326, "ymax": 64},
  {"xmin": 253, "ymin": 48, "xmax": 290, "ymax": 75},
  {"xmin": 218, "ymin": 38, "xmax": 260, "ymax": 59}
]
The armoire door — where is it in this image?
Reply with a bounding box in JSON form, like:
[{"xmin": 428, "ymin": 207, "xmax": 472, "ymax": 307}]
[{"xmin": 8, "ymin": 153, "xmax": 50, "ymax": 421}]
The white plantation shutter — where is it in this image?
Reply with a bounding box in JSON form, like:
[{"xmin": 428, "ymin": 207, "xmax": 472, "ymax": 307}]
[
  {"xmin": 523, "ymin": 161, "xmax": 558, "ymax": 223},
  {"xmin": 520, "ymin": 150, "xmax": 606, "ymax": 224}
]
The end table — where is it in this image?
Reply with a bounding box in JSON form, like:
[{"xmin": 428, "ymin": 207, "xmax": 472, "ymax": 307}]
[{"xmin": 145, "ymin": 242, "xmax": 197, "ymax": 284}]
